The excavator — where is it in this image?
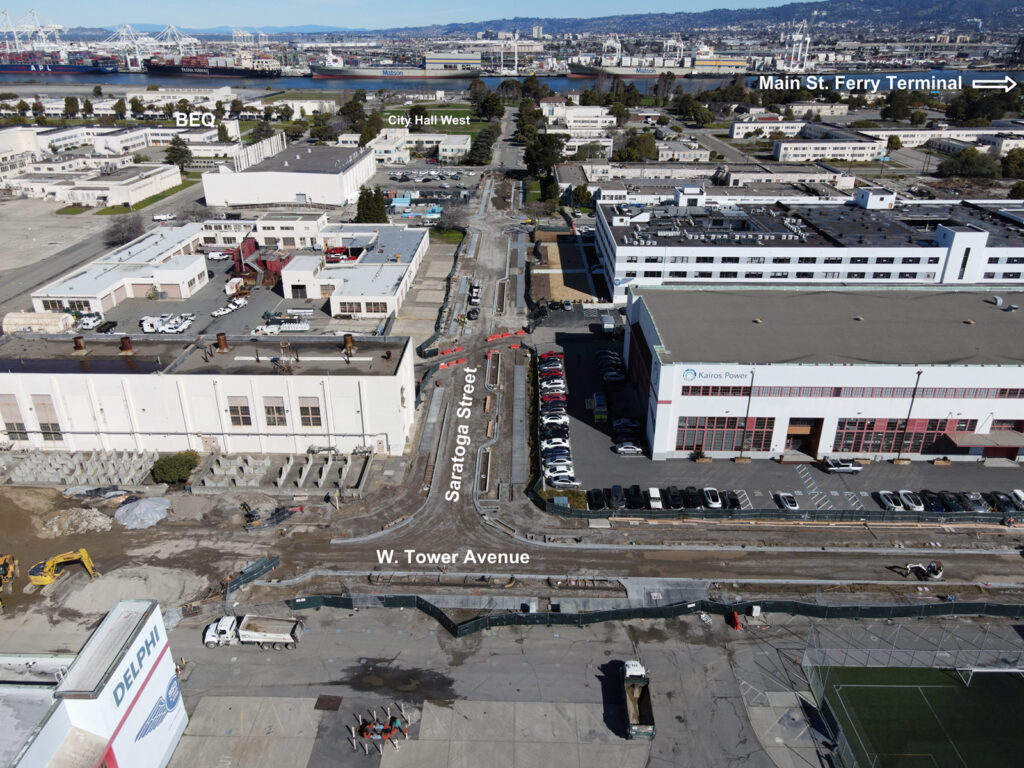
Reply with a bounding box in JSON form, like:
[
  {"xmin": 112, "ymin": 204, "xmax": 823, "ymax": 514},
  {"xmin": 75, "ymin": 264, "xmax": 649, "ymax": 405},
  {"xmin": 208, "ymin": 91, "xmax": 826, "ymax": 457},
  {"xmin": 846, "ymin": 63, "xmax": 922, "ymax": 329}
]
[
  {"xmin": 0, "ymin": 555, "xmax": 18, "ymax": 614},
  {"xmin": 27, "ymin": 549, "xmax": 99, "ymax": 587}
]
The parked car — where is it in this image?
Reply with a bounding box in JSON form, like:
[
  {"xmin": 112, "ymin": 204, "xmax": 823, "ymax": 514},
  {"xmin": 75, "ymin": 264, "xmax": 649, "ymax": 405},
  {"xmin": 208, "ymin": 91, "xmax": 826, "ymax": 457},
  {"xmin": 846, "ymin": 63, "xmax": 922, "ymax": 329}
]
[
  {"xmin": 541, "ymin": 415, "xmax": 569, "ymax": 427},
  {"xmin": 541, "ymin": 446, "xmax": 572, "ymax": 460},
  {"xmin": 985, "ymin": 491, "xmax": 1016, "ymax": 516},
  {"xmin": 1013, "ymin": 489, "xmax": 1024, "ymax": 511},
  {"xmin": 540, "ymin": 351, "xmax": 564, "ymax": 360},
  {"xmin": 540, "ymin": 437, "xmax": 570, "ymax": 450},
  {"xmin": 959, "ymin": 491, "xmax": 988, "ymax": 513},
  {"xmin": 207, "ymin": 251, "xmax": 232, "ymax": 261},
  {"xmin": 625, "ymin": 485, "xmax": 645, "ymax": 509},
  {"xmin": 548, "ymin": 475, "xmax": 581, "ymax": 489},
  {"xmin": 722, "ymin": 490, "xmax": 741, "ymax": 510},
  {"xmin": 822, "ymin": 457, "xmax": 862, "ymax": 474},
  {"xmin": 878, "ymin": 491, "xmax": 904, "ymax": 512},
  {"xmin": 777, "ymin": 492, "xmax": 799, "ymax": 511},
  {"xmin": 919, "ymin": 490, "xmax": 946, "ymax": 513},
  {"xmin": 587, "ymin": 489, "xmax": 606, "ymax": 510},
  {"xmin": 613, "ymin": 418, "xmax": 640, "ymax": 430},
  {"xmin": 939, "ymin": 491, "xmax": 964, "ymax": 512},
  {"xmin": 609, "ymin": 485, "xmax": 626, "ymax": 510},
  {"xmin": 665, "ymin": 486, "xmax": 684, "ymax": 510},
  {"xmin": 544, "ymin": 464, "xmax": 574, "ymax": 478},
  {"xmin": 682, "ymin": 486, "xmax": 702, "ymax": 509},
  {"xmin": 541, "ymin": 394, "xmax": 567, "ymax": 404},
  {"xmin": 702, "ymin": 487, "xmax": 722, "ymax": 509},
  {"xmin": 603, "ymin": 372, "xmax": 626, "ymax": 383},
  {"xmin": 541, "ymin": 428, "xmax": 569, "ymax": 440},
  {"xmin": 614, "ymin": 442, "xmax": 643, "ymax": 456},
  {"xmin": 467, "ymin": 308, "xmax": 480, "ymax": 320},
  {"xmin": 97, "ymin": 320, "xmax": 117, "ymax": 334},
  {"xmin": 897, "ymin": 490, "xmax": 924, "ymax": 513}
]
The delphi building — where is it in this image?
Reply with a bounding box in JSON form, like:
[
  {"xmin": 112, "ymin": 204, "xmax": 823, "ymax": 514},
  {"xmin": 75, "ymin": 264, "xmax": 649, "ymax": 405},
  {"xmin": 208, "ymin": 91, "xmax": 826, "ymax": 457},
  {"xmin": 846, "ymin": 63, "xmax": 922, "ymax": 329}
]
[{"xmin": 625, "ymin": 286, "xmax": 1024, "ymax": 462}]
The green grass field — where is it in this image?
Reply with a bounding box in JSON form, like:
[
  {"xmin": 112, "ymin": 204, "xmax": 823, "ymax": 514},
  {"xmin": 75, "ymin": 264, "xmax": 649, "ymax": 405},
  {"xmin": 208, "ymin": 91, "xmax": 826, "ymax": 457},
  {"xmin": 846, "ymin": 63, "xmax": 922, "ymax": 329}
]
[
  {"xmin": 817, "ymin": 666, "xmax": 1024, "ymax": 768},
  {"xmin": 94, "ymin": 179, "xmax": 199, "ymax": 215}
]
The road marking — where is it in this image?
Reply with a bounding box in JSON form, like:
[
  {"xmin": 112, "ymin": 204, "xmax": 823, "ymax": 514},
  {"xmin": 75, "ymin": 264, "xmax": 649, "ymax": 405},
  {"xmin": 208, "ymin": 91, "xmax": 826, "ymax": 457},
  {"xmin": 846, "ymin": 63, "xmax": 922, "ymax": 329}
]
[
  {"xmin": 736, "ymin": 490, "xmax": 753, "ymax": 510},
  {"xmin": 795, "ymin": 464, "xmax": 834, "ymax": 510},
  {"xmin": 844, "ymin": 491, "xmax": 866, "ymax": 511}
]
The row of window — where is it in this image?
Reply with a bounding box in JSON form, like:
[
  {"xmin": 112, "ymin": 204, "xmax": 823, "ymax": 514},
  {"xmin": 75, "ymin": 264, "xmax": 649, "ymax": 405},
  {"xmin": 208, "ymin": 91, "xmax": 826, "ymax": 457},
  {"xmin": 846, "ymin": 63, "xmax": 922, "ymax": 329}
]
[
  {"xmin": 624, "ymin": 255, "xmax": 941, "ymax": 266},
  {"xmin": 675, "ymin": 416, "xmax": 775, "ymax": 452},
  {"xmin": 832, "ymin": 418, "xmax": 979, "ymax": 454},
  {"xmin": 228, "ymin": 396, "xmax": 321, "ymax": 428},
  {"xmin": 631, "ymin": 271, "xmax": 938, "ymax": 280},
  {"xmin": 1, "ymin": 394, "xmax": 61, "ymax": 441},
  {"xmin": 679, "ymin": 385, "xmax": 1024, "ymax": 400},
  {"xmin": 983, "ymin": 273, "xmax": 1023, "ymax": 280}
]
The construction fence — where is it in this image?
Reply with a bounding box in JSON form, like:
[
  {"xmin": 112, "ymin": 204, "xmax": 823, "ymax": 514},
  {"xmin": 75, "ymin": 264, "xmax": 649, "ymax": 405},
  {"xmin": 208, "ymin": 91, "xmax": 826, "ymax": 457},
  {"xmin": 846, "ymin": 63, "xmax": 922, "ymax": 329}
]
[{"xmin": 285, "ymin": 593, "xmax": 1024, "ymax": 639}]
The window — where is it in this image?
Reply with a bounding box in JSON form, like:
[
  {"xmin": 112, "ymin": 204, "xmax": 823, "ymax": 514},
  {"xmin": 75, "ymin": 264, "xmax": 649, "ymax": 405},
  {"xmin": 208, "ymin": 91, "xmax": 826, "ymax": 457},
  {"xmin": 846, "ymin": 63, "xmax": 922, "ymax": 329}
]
[
  {"xmin": 645, "ymin": 257, "xmax": 663, "ymax": 263},
  {"xmin": 798, "ymin": 257, "xmax": 816, "ymax": 264},
  {"xmin": 625, "ymin": 256, "xmax": 638, "ymax": 263},
  {"xmin": 872, "ymin": 272, "xmax": 889, "ymax": 279},
  {"xmin": 901, "ymin": 257, "xmax": 920, "ymax": 264},
  {"xmin": 227, "ymin": 396, "xmax": 252, "ymax": 427},
  {"xmin": 772, "ymin": 257, "xmax": 791, "ymax": 264},
  {"xmin": 983, "ymin": 272, "xmax": 996, "ymax": 279},
  {"xmin": 719, "ymin": 272, "xmax": 737, "ymax": 278},
  {"xmin": 746, "ymin": 257, "xmax": 764, "ymax": 264},
  {"xmin": 848, "ymin": 272, "xmax": 865, "ymax": 279},
  {"xmin": 824, "ymin": 257, "xmax": 842, "ymax": 264},
  {"xmin": 264, "ymin": 396, "xmax": 286, "ymax": 427},
  {"xmin": 875, "ymin": 257, "xmax": 894, "ymax": 264},
  {"xmin": 299, "ymin": 396, "xmax": 322, "ymax": 427},
  {"xmin": 721, "ymin": 257, "xmax": 739, "ymax": 263},
  {"xmin": 695, "ymin": 271, "xmax": 711, "ymax": 278},
  {"xmin": 770, "ymin": 272, "xmax": 787, "ymax": 278},
  {"xmin": 68, "ymin": 300, "xmax": 91, "ymax": 311},
  {"xmin": 898, "ymin": 272, "xmax": 916, "ymax": 279},
  {"xmin": 851, "ymin": 257, "xmax": 868, "ymax": 264},
  {"xmin": 1003, "ymin": 272, "xmax": 1021, "ymax": 279},
  {"xmin": 365, "ymin": 301, "xmax": 387, "ymax": 313},
  {"xmin": 928, "ymin": 257, "xmax": 940, "ymax": 264},
  {"xmin": 0, "ymin": 395, "xmax": 26, "ymax": 441},
  {"xmin": 41, "ymin": 299, "xmax": 62, "ymax": 311},
  {"xmin": 291, "ymin": 285, "xmax": 307, "ymax": 299},
  {"xmin": 796, "ymin": 272, "xmax": 813, "ymax": 278},
  {"xmin": 668, "ymin": 271, "xmax": 687, "ymax": 278},
  {"xmin": 744, "ymin": 272, "xmax": 763, "ymax": 279},
  {"xmin": 676, "ymin": 416, "xmax": 774, "ymax": 453},
  {"xmin": 624, "ymin": 271, "xmax": 637, "ymax": 278},
  {"xmin": 335, "ymin": 301, "xmax": 361, "ymax": 314},
  {"xmin": 31, "ymin": 395, "xmax": 61, "ymax": 441},
  {"xmin": 958, "ymin": 248, "xmax": 971, "ymax": 280},
  {"xmin": 696, "ymin": 257, "xmax": 713, "ymax": 263},
  {"xmin": 987, "ymin": 257, "xmax": 999, "ymax": 264}
]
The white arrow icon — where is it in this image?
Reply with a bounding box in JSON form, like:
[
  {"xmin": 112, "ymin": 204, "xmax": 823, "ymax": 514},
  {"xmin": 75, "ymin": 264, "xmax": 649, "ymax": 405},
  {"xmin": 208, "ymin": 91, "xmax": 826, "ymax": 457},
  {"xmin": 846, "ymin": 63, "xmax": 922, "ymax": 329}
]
[{"xmin": 971, "ymin": 75, "xmax": 1018, "ymax": 93}]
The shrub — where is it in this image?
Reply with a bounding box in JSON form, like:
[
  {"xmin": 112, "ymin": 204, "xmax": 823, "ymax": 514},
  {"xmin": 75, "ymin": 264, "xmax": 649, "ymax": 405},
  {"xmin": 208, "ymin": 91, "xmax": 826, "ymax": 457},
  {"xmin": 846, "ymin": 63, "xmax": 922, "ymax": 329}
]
[{"xmin": 151, "ymin": 450, "xmax": 200, "ymax": 484}]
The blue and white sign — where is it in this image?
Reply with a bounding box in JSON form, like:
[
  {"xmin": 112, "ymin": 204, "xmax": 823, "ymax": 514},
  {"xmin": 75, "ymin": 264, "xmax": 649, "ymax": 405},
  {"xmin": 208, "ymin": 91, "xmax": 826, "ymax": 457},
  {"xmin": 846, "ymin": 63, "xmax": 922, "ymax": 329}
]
[{"xmin": 134, "ymin": 676, "xmax": 182, "ymax": 742}]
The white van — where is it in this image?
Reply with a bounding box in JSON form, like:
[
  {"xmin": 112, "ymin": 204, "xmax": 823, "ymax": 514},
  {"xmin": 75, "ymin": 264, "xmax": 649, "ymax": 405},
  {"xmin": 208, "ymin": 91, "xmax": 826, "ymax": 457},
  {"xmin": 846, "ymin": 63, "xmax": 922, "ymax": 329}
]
[
  {"xmin": 152, "ymin": 213, "xmax": 176, "ymax": 222},
  {"xmin": 648, "ymin": 488, "xmax": 663, "ymax": 510}
]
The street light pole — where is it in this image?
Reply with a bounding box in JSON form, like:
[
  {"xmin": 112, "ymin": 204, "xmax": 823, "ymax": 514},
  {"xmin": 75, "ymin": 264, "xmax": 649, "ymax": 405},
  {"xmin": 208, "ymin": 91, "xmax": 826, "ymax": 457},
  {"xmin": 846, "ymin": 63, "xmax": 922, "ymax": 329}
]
[{"xmin": 739, "ymin": 367, "xmax": 756, "ymax": 458}]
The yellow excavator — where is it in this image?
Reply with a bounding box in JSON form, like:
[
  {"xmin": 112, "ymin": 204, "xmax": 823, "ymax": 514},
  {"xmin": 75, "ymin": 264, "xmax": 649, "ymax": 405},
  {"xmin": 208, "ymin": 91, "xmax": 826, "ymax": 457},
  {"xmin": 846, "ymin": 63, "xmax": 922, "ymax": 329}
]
[
  {"xmin": 0, "ymin": 555, "xmax": 18, "ymax": 613},
  {"xmin": 27, "ymin": 549, "xmax": 99, "ymax": 587}
]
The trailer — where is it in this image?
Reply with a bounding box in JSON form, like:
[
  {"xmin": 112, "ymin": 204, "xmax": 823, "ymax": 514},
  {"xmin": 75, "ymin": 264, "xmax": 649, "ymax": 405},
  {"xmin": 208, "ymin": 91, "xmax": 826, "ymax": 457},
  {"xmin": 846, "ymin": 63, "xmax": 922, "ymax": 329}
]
[
  {"xmin": 203, "ymin": 614, "xmax": 303, "ymax": 650},
  {"xmin": 622, "ymin": 660, "xmax": 655, "ymax": 740}
]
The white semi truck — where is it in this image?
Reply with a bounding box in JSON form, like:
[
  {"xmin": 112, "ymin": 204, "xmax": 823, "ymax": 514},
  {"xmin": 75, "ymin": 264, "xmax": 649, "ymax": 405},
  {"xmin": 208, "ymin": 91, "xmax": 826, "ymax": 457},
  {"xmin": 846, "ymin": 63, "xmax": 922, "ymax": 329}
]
[{"xmin": 203, "ymin": 615, "xmax": 304, "ymax": 650}]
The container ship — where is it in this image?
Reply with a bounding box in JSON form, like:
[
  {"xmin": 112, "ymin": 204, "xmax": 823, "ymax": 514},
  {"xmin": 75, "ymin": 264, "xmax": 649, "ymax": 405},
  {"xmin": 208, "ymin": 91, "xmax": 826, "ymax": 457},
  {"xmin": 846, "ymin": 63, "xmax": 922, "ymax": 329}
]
[
  {"xmin": 144, "ymin": 53, "xmax": 281, "ymax": 78},
  {"xmin": 311, "ymin": 51, "xmax": 482, "ymax": 79},
  {"xmin": 0, "ymin": 50, "xmax": 119, "ymax": 75},
  {"xmin": 568, "ymin": 39, "xmax": 747, "ymax": 79}
]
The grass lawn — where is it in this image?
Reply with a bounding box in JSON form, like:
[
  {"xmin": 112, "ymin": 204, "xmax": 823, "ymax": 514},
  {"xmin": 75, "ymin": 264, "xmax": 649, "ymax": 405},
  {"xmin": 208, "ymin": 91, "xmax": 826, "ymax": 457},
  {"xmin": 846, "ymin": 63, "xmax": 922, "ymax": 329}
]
[
  {"xmin": 429, "ymin": 228, "xmax": 465, "ymax": 245},
  {"xmin": 94, "ymin": 179, "xmax": 199, "ymax": 215},
  {"xmin": 56, "ymin": 204, "xmax": 90, "ymax": 215},
  {"xmin": 525, "ymin": 180, "xmax": 542, "ymax": 204},
  {"xmin": 264, "ymin": 91, "xmax": 340, "ymax": 103},
  {"xmin": 239, "ymin": 120, "xmax": 257, "ymax": 134},
  {"xmin": 380, "ymin": 106, "xmax": 489, "ymax": 136}
]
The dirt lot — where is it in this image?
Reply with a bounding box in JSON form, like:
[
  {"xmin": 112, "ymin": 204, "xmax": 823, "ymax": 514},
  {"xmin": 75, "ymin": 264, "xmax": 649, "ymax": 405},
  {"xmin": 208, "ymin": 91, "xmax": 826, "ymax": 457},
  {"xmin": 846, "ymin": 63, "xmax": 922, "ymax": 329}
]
[{"xmin": 531, "ymin": 237, "xmax": 596, "ymax": 302}]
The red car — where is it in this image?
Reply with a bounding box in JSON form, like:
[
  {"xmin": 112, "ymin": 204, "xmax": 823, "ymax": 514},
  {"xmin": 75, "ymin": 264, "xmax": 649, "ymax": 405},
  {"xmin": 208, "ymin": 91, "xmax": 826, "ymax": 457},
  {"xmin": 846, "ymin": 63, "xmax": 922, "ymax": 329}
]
[
  {"xmin": 541, "ymin": 393, "xmax": 567, "ymax": 403},
  {"xmin": 325, "ymin": 246, "xmax": 348, "ymax": 255},
  {"xmin": 540, "ymin": 351, "xmax": 564, "ymax": 359},
  {"xmin": 540, "ymin": 370, "xmax": 564, "ymax": 378}
]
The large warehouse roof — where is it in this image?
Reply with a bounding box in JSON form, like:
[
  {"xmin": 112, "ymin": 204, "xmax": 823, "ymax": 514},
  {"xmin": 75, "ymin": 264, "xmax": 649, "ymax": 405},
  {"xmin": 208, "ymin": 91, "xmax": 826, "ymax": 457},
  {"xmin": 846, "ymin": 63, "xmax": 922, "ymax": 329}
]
[{"xmin": 631, "ymin": 287, "xmax": 1024, "ymax": 366}]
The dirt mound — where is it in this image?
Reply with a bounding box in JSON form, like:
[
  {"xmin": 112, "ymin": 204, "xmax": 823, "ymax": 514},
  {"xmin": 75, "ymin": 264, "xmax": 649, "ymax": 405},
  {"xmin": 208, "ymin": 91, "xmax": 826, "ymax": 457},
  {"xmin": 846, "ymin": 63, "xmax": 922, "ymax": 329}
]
[
  {"xmin": 36, "ymin": 507, "xmax": 113, "ymax": 538},
  {"xmin": 59, "ymin": 564, "xmax": 209, "ymax": 616}
]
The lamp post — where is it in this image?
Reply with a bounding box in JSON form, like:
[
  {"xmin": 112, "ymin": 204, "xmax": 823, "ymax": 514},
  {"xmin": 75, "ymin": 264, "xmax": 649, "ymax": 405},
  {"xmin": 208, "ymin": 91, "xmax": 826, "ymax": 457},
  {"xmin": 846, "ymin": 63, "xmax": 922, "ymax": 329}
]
[
  {"xmin": 897, "ymin": 369, "xmax": 923, "ymax": 461},
  {"xmin": 739, "ymin": 367, "xmax": 756, "ymax": 458}
]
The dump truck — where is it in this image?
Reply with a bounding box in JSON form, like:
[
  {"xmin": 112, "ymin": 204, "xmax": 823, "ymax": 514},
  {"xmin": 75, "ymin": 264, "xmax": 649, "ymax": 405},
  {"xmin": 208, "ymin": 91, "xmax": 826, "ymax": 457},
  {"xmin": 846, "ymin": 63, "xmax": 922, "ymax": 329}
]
[
  {"xmin": 622, "ymin": 660, "xmax": 655, "ymax": 740},
  {"xmin": 203, "ymin": 615, "xmax": 303, "ymax": 650}
]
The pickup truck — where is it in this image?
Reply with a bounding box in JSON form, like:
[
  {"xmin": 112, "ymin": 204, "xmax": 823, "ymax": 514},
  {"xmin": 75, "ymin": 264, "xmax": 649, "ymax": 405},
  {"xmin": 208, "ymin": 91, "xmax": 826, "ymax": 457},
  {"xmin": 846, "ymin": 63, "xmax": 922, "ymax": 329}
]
[
  {"xmin": 622, "ymin": 660, "xmax": 655, "ymax": 740},
  {"xmin": 203, "ymin": 615, "xmax": 303, "ymax": 650}
]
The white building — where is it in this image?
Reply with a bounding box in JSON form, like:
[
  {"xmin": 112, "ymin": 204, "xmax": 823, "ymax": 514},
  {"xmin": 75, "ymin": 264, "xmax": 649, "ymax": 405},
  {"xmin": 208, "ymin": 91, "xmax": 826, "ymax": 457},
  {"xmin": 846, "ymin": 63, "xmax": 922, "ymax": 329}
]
[
  {"xmin": 656, "ymin": 141, "xmax": 711, "ymax": 162},
  {"xmin": 730, "ymin": 119, "xmax": 806, "ymax": 140},
  {"xmin": 9, "ymin": 161, "xmax": 182, "ymax": 207},
  {"xmin": 32, "ymin": 223, "xmax": 208, "ymax": 314},
  {"xmin": 280, "ymin": 224, "xmax": 428, "ymax": 318},
  {"xmin": 0, "ymin": 333, "xmax": 415, "ymax": 455},
  {"xmin": 626, "ymin": 286, "xmax": 1024, "ymax": 462},
  {"xmin": 595, "ymin": 191, "xmax": 1024, "ymax": 302},
  {"xmin": 202, "ymin": 145, "xmax": 375, "ymax": 208},
  {"xmin": 538, "ymin": 99, "xmax": 617, "ymax": 138},
  {"xmin": 337, "ymin": 128, "xmax": 471, "ymax": 165},
  {"xmin": 2, "ymin": 600, "xmax": 187, "ymax": 768}
]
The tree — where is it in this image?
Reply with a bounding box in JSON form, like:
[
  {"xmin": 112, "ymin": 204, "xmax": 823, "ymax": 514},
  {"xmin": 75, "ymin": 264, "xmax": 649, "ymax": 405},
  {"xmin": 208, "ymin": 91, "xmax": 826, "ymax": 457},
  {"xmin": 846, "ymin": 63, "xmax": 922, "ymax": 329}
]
[
  {"xmin": 229, "ymin": 98, "xmax": 244, "ymax": 115},
  {"xmin": 283, "ymin": 120, "xmax": 307, "ymax": 142},
  {"xmin": 1002, "ymin": 148, "xmax": 1024, "ymax": 179},
  {"xmin": 608, "ymin": 102, "xmax": 629, "ymax": 127},
  {"xmin": 656, "ymin": 115, "xmax": 669, "ymax": 126},
  {"xmin": 614, "ymin": 133, "xmax": 658, "ymax": 162},
  {"xmin": 468, "ymin": 78, "xmax": 489, "ymax": 111},
  {"xmin": 936, "ymin": 147, "xmax": 1002, "ymax": 179},
  {"xmin": 132, "ymin": 153, "xmax": 150, "ymax": 163},
  {"xmin": 129, "ymin": 96, "xmax": 145, "ymax": 118},
  {"xmin": 15, "ymin": 99, "xmax": 28, "ymax": 116},
  {"xmin": 436, "ymin": 201, "xmax": 467, "ymax": 232},
  {"xmin": 103, "ymin": 213, "xmax": 145, "ymax": 246},
  {"xmin": 62, "ymin": 96, "xmax": 79, "ymax": 118},
  {"xmin": 250, "ymin": 121, "xmax": 275, "ymax": 143},
  {"xmin": 407, "ymin": 103, "xmax": 429, "ymax": 132},
  {"xmin": 476, "ymin": 92, "xmax": 504, "ymax": 121},
  {"xmin": 910, "ymin": 110, "xmax": 927, "ymax": 126},
  {"xmin": 1011, "ymin": 181, "xmax": 1024, "ymax": 199},
  {"xmin": 357, "ymin": 111, "xmax": 383, "ymax": 145},
  {"xmin": 339, "ymin": 97, "xmax": 367, "ymax": 131},
  {"xmin": 31, "ymin": 100, "xmax": 44, "ymax": 118},
  {"xmin": 464, "ymin": 123, "xmax": 500, "ymax": 165},
  {"xmin": 783, "ymin": 106, "xmax": 795, "ymax": 120},
  {"xmin": 82, "ymin": 98, "xmax": 93, "ymax": 117},
  {"xmin": 887, "ymin": 135, "xmax": 902, "ymax": 152},
  {"xmin": 92, "ymin": 84, "xmax": 103, "ymax": 97},
  {"xmin": 524, "ymin": 134, "xmax": 566, "ymax": 178},
  {"xmin": 572, "ymin": 142, "xmax": 606, "ymax": 161},
  {"xmin": 354, "ymin": 186, "xmax": 388, "ymax": 223},
  {"xmin": 277, "ymin": 104, "xmax": 294, "ymax": 121},
  {"xmin": 880, "ymin": 90, "xmax": 912, "ymax": 122},
  {"xmin": 521, "ymin": 75, "xmax": 550, "ymax": 102},
  {"xmin": 216, "ymin": 123, "xmax": 230, "ymax": 142},
  {"xmin": 496, "ymin": 79, "xmax": 522, "ymax": 102},
  {"xmin": 151, "ymin": 450, "xmax": 200, "ymax": 484},
  {"xmin": 213, "ymin": 100, "xmax": 226, "ymax": 120},
  {"xmin": 112, "ymin": 98, "xmax": 126, "ymax": 120},
  {"xmin": 571, "ymin": 185, "xmax": 592, "ymax": 208},
  {"xmin": 164, "ymin": 135, "xmax": 192, "ymax": 171}
]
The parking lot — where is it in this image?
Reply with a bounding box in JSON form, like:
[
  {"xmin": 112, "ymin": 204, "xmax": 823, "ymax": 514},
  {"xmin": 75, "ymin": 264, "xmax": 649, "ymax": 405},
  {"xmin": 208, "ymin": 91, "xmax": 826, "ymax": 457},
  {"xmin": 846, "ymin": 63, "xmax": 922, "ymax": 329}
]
[{"xmin": 539, "ymin": 336, "xmax": 1024, "ymax": 514}]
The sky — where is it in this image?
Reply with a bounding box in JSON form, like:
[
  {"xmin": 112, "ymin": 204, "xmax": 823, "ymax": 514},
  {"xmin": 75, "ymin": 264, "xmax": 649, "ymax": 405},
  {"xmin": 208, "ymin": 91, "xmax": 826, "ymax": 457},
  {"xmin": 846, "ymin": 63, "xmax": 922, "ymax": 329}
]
[{"xmin": 6, "ymin": 0, "xmax": 815, "ymax": 30}]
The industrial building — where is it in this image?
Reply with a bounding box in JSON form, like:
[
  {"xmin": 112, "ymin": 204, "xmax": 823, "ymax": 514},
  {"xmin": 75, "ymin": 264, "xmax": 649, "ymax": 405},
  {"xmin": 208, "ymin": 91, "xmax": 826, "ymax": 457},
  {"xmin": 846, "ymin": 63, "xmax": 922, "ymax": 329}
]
[
  {"xmin": 594, "ymin": 188, "xmax": 1024, "ymax": 301},
  {"xmin": 280, "ymin": 224, "xmax": 429, "ymax": 317},
  {"xmin": 0, "ymin": 333, "xmax": 415, "ymax": 455},
  {"xmin": 202, "ymin": 145, "xmax": 375, "ymax": 208},
  {"xmin": 625, "ymin": 286, "xmax": 1024, "ymax": 462},
  {"xmin": 1, "ymin": 600, "xmax": 186, "ymax": 768},
  {"xmin": 8, "ymin": 161, "xmax": 182, "ymax": 207},
  {"xmin": 31, "ymin": 223, "xmax": 208, "ymax": 314}
]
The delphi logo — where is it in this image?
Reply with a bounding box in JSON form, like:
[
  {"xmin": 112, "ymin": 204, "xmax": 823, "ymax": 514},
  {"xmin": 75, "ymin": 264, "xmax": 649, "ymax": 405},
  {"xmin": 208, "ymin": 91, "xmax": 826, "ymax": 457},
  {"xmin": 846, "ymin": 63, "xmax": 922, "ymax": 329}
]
[
  {"xmin": 682, "ymin": 368, "xmax": 697, "ymax": 382},
  {"xmin": 135, "ymin": 676, "xmax": 182, "ymax": 742}
]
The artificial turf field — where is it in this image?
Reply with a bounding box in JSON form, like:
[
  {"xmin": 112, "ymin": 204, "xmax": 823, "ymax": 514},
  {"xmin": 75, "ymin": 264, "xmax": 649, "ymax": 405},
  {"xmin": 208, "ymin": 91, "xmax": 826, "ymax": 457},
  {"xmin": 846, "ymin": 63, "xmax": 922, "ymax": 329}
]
[{"xmin": 817, "ymin": 666, "xmax": 1024, "ymax": 768}]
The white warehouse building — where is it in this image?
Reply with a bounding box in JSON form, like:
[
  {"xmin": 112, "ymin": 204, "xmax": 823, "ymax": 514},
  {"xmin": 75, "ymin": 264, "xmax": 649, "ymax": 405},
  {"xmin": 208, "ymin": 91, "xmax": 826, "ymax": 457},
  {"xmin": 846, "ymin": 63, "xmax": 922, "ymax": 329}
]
[
  {"xmin": 202, "ymin": 146, "xmax": 375, "ymax": 208},
  {"xmin": 595, "ymin": 188, "xmax": 1024, "ymax": 302},
  {"xmin": 0, "ymin": 334, "xmax": 415, "ymax": 456},
  {"xmin": 625, "ymin": 286, "xmax": 1024, "ymax": 463}
]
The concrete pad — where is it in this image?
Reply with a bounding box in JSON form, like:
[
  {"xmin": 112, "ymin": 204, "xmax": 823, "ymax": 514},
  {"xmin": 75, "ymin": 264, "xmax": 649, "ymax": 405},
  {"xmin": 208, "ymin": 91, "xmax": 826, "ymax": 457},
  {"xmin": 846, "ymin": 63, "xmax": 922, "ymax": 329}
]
[
  {"xmin": 450, "ymin": 699, "xmax": 515, "ymax": 742},
  {"xmin": 415, "ymin": 289, "xmax": 445, "ymax": 303},
  {"xmin": 426, "ymin": 262, "xmax": 452, "ymax": 277},
  {"xmin": 248, "ymin": 698, "xmax": 321, "ymax": 737},
  {"xmin": 181, "ymin": 696, "xmax": 264, "ymax": 736},
  {"xmin": 578, "ymin": 741, "xmax": 650, "ymax": 768},
  {"xmin": 447, "ymin": 740, "xmax": 515, "ymax": 768},
  {"xmin": 170, "ymin": 735, "xmax": 317, "ymax": 768},
  {"xmin": 514, "ymin": 701, "xmax": 577, "ymax": 743},
  {"xmin": 573, "ymin": 703, "xmax": 616, "ymax": 744},
  {"xmin": 513, "ymin": 739, "xmax": 578, "ymax": 768},
  {"xmin": 379, "ymin": 739, "xmax": 450, "ymax": 768},
  {"xmin": 417, "ymin": 700, "xmax": 455, "ymax": 740}
]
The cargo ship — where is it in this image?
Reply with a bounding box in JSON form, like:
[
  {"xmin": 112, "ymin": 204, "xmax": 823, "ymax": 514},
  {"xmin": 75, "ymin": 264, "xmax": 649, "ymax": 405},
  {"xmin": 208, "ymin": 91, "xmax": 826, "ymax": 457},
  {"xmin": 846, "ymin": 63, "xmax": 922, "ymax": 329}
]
[
  {"xmin": 311, "ymin": 51, "xmax": 482, "ymax": 79},
  {"xmin": 144, "ymin": 53, "xmax": 281, "ymax": 78},
  {"xmin": 0, "ymin": 50, "xmax": 119, "ymax": 75},
  {"xmin": 568, "ymin": 38, "xmax": 748, "ymax": 79}
]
